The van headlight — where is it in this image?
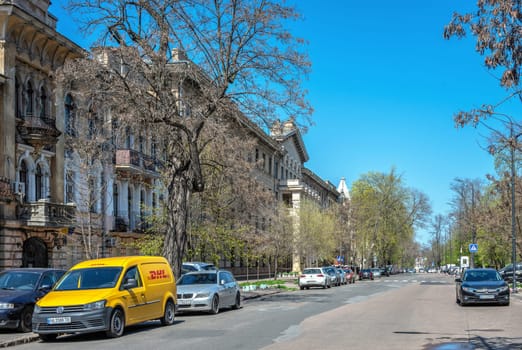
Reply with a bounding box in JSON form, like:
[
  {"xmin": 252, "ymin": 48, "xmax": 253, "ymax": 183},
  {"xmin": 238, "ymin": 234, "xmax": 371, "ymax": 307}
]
[
  {"xmin": 83, "ymin": 300, "xmax": 106, "ymax": 311},
  {"xmin": 0, "ymin": 303, "xmax": 14, "ymax": 310},
  {"xmin": 34, "ymin": 304, "xmax": 41, "ymax": 313}
]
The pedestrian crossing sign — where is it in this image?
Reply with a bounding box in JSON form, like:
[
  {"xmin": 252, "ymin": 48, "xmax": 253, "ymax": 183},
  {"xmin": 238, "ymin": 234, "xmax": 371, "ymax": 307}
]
[{"xmin": 469, "ymin": 243, "xmax": 478, "ymax": 253}]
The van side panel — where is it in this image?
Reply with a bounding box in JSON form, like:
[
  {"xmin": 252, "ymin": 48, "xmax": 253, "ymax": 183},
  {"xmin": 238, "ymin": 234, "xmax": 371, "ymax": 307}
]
[{"xmin": 139, "ymin": 261, "xmax": 176, "ymax": 318}]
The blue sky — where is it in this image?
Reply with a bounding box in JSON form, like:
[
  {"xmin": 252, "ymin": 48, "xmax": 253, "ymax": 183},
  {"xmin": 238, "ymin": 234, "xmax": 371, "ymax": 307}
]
[
  {"xmin": 290, "ymin": 1, "xmax": 516, "ymax": 244},
  {"xmin": 49, "ymin": 1, "xmax": 512, "ymax": 244}
]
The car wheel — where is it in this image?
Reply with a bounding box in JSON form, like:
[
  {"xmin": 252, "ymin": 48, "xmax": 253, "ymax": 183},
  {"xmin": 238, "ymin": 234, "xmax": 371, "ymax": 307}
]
[
  {"xmin": 39, "ymin": 334, "xmax": 57, "ymax": 342},
  {"xmin": 18, "ymin": 306, "xmax": 33, "ymax": 332},
  {"xmin": 210, "ymin": 295, "xmax": 220, "ymax": 314},
  {"xmin": 106, "ymin": 308, "xmax": 125, "ymax": 338},
  {"xmin": 232, "ymin": 293, "xmax": 241, "ymax": 310},
  {"xmin": 160, "ymin": 299, "xmax": 175, "ymax": 326}
]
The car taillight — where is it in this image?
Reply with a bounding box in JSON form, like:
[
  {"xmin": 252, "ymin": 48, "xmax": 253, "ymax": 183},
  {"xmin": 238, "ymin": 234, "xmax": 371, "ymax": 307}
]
[
  {"xmin": 299, "ymin": 275, "xmax": 306, "ymax": 278},
  {"xmin": 316, "ymin": 274, "xmax": 324, "ymax": 277}
]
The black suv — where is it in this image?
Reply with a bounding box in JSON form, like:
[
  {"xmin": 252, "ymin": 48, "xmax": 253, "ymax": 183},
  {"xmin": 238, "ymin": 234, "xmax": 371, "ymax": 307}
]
[{"xmin": 498, "ymin": 262, "xmax": 522, "ymax": 283}]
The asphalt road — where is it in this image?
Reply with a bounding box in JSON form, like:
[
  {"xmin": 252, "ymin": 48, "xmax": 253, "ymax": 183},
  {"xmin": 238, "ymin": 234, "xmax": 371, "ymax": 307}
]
[{"xmin": 7, "ymin": 273, "xmax": 522, "ymax": 350}]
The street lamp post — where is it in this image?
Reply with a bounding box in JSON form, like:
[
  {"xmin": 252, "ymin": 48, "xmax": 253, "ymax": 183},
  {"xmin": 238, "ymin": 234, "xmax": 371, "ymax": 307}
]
[{"xmin": 510, "ymin": 132, "xmax": 518, "ymax": 293}]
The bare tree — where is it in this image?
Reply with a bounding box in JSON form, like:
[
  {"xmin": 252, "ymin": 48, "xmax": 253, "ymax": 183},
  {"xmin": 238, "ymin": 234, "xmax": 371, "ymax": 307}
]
[
  {"xmin": 444, "ymin": 0, "xmax": 522, "ymax": 89},
  {"xmin": 57, "ymin": 75, "xmax": 115, "ymax": 260},
  {"xmin": 59, "ymin": 0, "xmax": 312, "ymax": 276}
]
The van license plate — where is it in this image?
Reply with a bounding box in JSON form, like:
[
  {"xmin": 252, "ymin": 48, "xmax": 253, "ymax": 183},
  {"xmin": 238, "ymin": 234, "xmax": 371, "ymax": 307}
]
[{"xmin": 47, "ymin": 317, "xmax": 71, "ymax": 325}]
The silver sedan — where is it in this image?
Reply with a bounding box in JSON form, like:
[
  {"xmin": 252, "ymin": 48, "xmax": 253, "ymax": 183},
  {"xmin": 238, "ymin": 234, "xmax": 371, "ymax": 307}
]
[{"xmin": 176, "ymin": 270, "xmax": 241, "ymax": 314}]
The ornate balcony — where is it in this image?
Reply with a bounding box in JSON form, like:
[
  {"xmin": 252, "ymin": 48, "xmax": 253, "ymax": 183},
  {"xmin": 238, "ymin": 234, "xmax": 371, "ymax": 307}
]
[
  {"xmin": 114, "ymin": 149, "xmax": 160, "ymax": 177},
  {"xmin": 17, "ymin": 200, "xmax": 76, "ymax": 228},
  {"xmin": 16, "ymin": 114, "xmax": 61, "ymax": 149}
]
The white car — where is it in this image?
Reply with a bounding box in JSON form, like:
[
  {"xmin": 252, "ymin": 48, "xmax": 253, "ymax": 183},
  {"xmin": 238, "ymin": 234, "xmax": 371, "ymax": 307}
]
[{"xmin": 298, "ymin": 267, "xmax": 332, "ymax": 290}]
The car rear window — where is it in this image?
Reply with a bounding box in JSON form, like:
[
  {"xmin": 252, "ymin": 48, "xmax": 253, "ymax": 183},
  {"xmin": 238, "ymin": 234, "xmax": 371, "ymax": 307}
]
[{"xmin": 303, "ymin": 269, "xmax": 321, "ymax": 274}]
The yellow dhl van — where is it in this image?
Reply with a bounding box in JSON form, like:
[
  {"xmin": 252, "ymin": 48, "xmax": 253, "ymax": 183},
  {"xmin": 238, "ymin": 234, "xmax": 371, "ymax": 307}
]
[{"xmin": 32, "ymin": 256, "xmax": 176, "ymax": 341}]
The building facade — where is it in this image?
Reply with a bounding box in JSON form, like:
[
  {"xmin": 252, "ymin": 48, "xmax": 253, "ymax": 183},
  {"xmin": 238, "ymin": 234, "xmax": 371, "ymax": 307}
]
[
  {"xmin": 0, "ymin": 1, "xmax": 343, "ymax": 273},
  {"xmin": 0, "ymin": 0, "xmax": 84, "ymax": 269}
]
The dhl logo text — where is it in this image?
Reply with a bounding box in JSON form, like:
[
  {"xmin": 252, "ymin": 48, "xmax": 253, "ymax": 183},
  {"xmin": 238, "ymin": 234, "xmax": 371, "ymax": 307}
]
[{"xmin": 148, "ymin": 269, "xmax": 168, "ymax": 280}]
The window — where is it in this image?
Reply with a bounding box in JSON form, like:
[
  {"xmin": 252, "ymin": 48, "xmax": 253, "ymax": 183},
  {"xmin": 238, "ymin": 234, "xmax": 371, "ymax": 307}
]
[
  {"xmin": 25, "ymin": 81, "xmax": 34, "ymax": 116},
  {"xmin": 15, "ymin": 78, "xmax": 21, "ymax": 118},
  {"xmin": 121, "ymin": 266, "xmax": 142, "ymax": 289},
  {"xmin": 113, "ymin": 183, "xmax": 119, "ymax": 217},
  {"xmin": 35, "ymin": 164, "xmax": 43, "ymax": 200},
  {"xmin": 39, "ymin": 87, "xmax": 47, "ymax": 118},
  {"xmin": 66, "ymin": 170, "xmax": 74, "ymax": 203},
  {"xmin": 64, "ymin": 94, "xmax": 76, "ymax": 136},
  {"xmin": 89, "ymin": 178, "xmax": 97, "ymax": 213},
  {"xmin": 19, "ymin": 161, "xmax": 28, "ymax": 203}
]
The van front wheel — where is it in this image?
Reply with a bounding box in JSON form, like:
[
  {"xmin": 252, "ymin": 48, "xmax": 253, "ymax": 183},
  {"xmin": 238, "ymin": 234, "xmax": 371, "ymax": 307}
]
[
  {"xmin": 161, "ymin": 300, "xmax": 176, "ymax": 326},
  {"xmin": 106, "ymin": 308, "xmax": 125, "ymax": 338}
]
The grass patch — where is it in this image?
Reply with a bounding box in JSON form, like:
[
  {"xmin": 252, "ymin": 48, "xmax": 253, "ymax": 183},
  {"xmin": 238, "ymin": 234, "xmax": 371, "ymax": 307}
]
[
  {"xmin": 239, "ymin": 279, "xmax": 289, "ymax": 287},
  {"xmin": 239, "ymin": 279, "xmax": 298, "ymax": 291}
]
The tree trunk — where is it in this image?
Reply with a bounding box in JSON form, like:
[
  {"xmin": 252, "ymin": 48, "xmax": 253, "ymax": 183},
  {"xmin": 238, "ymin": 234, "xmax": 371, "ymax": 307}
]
[{"xmin": 163, "ymin": 175, "xmax": 191, "ymax": 279}]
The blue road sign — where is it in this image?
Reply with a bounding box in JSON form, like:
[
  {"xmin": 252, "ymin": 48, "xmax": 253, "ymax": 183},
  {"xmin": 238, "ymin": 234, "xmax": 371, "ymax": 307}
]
[{"xmin": 469, "ymin": 243, "xmax": 478, "ymax": 253}]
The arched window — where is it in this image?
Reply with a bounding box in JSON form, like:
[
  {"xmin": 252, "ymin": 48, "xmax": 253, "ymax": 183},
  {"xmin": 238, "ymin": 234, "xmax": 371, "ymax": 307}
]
[
  {"xmin": 64, "ymin": 94, "xmax": 75, "ymax": 136},
  {"xmin": 25, "ymin": 81, "xmax": 34, "ymax": 116},
  {"xmin": 19, "ymin": 161, "xmax": 28, "ymax": 203},
  {"xmin": 15, "ymin": 78, "xmax": 21, "ymax": 118},
  {"xmin": 39, "ymin": 87, "xmax": 47, "ymax": 118},
  {"xmin": 35, "ymin": 164, "xmax": 43, "ymax": 200}
]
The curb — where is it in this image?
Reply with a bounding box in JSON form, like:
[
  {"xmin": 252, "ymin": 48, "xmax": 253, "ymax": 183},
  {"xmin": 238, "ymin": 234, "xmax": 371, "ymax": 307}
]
[
  {"xmin": 241, "ymin": 289, "xmax": 284, "ymax": 301},
  {"xmin": 0, "ymin": 334, "xmax": 39, "ymax": 348}
]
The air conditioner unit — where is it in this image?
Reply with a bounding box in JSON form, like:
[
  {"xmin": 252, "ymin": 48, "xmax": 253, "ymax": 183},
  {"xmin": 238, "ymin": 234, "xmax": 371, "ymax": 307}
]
[
  {"xmin": 105, "ymin": 237, "xmax": 117, "ymax": 248},
  {"xmin": 12, "ymin": 181, "xmax": 25, "ymax": 195}
]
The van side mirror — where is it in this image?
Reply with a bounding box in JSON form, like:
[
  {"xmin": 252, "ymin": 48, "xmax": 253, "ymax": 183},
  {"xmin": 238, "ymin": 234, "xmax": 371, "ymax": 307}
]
[
  {"xmin": 220, "ymin": 280, "xmax": 226, "ymax": 285},
  {"xmin": 123, "ymin": 278, "xmax": 138, "ymax": 289}
]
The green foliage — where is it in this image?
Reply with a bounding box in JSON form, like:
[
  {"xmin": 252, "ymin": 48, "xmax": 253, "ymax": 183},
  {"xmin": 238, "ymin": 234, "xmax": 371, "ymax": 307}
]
[
  {"xmin": 128, "ymin": 234, "xmax": 164, "ymax": 256},
  {"xmin": 351, "ymin": 168, "xmax": 431, "ymax": 268}
]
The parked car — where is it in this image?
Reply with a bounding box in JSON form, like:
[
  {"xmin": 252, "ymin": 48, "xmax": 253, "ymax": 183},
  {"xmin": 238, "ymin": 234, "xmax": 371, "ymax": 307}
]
[
  {"xmin": 298, "ymin": 267, "xmax": 332, "ymax": 290},
  {"xmin": 32, "ymin": 256, "xmax": 177, "ymax": 341},
  {"xmin": 359, "ymin": 268, "xmax": 373, "ymax": 280},
  {"xmin": 324, "ymin": 267, "xmax": 341, "ymax": 286},
  {"xmin": 336, "ymin": 268, "xmax": 347, "ymax": 285},
  {"xmin": 343, "ymin": 268, "xmax": 356, "ymax": 284},
  {"xmin": 0, "ymin": 268, "xmax": 65, "ymax": 332},
  {"xmin": 176, "ymin": 270, "xmax": 241, "ymax": 314},
  {"xmin": 455, "ymin": 268, "xmax": 510, "ymax": 306},
  {"xmin": 371, "ymin": 268, "xmax": 382, "ymax": 278},
  {"xmin": 182, "ymin": 262, "xmax": 217, "ymax": 275},
  {"xmin": 498, "ymin": 262, "xmax": 522, "ymax": 283}
]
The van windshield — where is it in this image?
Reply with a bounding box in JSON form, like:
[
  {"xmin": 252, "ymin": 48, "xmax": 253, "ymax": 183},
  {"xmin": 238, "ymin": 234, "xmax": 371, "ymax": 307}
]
[{"xmin": 55, "ymin": 267, "xmax": 122, "ymax": 290}]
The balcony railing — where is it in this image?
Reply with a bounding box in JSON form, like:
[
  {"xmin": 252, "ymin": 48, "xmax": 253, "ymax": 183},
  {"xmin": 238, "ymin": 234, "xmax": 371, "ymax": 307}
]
[
  {"xmin": 17, "ymin": 200, "xmax": 76, "ymax": 227},
  {"xmin": 114, "ymin": 149, "xmax": 160, "ymax": 175}
]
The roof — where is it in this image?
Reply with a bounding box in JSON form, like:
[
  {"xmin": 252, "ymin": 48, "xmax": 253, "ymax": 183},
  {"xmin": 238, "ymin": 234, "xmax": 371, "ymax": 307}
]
[{"xmin": 72, "ymin": 256, "xmax": 168, "ymax": 269}]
